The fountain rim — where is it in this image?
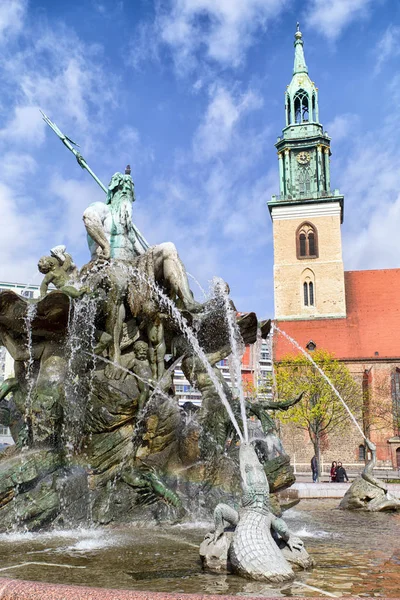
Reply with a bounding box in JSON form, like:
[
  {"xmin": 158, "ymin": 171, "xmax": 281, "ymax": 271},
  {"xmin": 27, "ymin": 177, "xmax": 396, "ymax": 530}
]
[{"xmin": 0, "ymin": 577, "xmax": 313, "ymax": 600}]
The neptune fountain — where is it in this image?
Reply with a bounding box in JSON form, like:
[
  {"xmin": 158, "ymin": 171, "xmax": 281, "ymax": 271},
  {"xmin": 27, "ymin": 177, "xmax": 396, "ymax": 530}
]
[
  {"xmin": 0, "ymin": 109, "xmax": 313, "ymax": 582},
  {"xmin": 0, "ymin": 116, "xmax": 399, "ymax": 598}
]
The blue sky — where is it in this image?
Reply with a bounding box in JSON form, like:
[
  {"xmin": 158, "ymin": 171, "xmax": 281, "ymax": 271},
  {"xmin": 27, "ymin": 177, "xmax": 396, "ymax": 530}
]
[{"xmin": 0, "ymin": 0, "xmax": 399, "ymax": 319}]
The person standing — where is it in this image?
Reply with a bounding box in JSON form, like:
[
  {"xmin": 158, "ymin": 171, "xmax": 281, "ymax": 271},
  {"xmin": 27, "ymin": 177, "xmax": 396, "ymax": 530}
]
[
  {"xmin": 330, "ymin": 461, "xmax": 337, "ymax": 482},
  {"xmin": 335, "ymin": 461, "xmax": 349, "ymax": 482},
  {"xmin": 311, "ymin": 455, "xmax": 318, "ymax": 482}
]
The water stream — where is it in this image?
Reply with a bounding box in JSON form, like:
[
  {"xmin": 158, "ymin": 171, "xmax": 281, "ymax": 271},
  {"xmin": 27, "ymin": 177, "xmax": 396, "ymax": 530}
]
[
  {"xmin": 213, "ymin": 278, "xmax": 249, "ymax": 443},
  {"xmin": 128, "ymin": 266, "xmax": 245, "ymax": 442},
  {"xmin": 272, "ymin": 324, "xmax": 366, "ymax": 440}
]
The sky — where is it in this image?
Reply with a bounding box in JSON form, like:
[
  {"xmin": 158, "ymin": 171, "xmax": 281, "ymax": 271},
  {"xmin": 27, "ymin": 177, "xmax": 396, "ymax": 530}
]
[{"xmin": 0, "ymin": 0, "xmax": 399, "ymax": 319}]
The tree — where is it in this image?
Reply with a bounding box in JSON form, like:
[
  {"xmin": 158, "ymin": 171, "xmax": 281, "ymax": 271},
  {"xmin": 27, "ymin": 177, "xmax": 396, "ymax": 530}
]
[{"xmin": 274, "ymin": 349, "xmax": 363, "ymax": 480}]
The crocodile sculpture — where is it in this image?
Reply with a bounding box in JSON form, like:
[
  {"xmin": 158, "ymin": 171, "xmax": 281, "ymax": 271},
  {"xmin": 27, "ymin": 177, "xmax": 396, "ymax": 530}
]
[{"xmin": 200, "ymin": 443, "xmax": 312, "ymax": 582}]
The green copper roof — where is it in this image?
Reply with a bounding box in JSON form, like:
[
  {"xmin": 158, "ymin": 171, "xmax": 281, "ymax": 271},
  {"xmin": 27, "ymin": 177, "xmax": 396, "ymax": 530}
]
[{"xmin": 293, "ymin": 23, "xmax": 308, "ymax": 75}]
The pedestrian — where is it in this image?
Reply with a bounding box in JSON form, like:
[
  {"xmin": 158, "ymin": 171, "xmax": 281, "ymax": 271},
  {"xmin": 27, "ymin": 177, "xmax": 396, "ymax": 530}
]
[
  {"xmin": 311, "ymin": 455, "xmax": 318, "ymax": 482},
  {"xmin": 335, "ymin": 461, "xmax": 349, "ymax": 482},
  {"xmin": 330, "ymin": 460, "xmax": 337, "ymax": 482}
]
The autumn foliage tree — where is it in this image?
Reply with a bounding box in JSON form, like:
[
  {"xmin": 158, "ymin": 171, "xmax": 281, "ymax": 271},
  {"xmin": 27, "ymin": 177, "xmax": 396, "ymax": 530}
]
[{"xmin": 274, "ymin": 349, "xmax": 363, "ymax": 478}]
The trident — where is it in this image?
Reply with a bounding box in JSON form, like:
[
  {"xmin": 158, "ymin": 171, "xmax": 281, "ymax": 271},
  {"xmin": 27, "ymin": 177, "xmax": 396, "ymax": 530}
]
[{"xmin": 40, "ymin": 110, "xmax": 149, "ymax": 253}]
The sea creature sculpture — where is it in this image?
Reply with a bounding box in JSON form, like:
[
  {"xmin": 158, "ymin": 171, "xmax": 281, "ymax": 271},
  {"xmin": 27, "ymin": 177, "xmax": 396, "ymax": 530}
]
[
  {"xmin": 339, "ymin": 438, "xmax": 400, "ymax": 511},
  {"xmin": 200, "ymin": 443, "xmax": 312, "ymax": 581}
]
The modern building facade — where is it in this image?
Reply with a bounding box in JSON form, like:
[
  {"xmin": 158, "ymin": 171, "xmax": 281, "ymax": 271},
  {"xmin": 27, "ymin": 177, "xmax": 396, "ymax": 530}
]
[
  {"xmin": 174, "ymin": 338, "xmax": 272, "ymax": 405},
  {"xmin": 269, "ymin": 27, "xmax": 400, "ymax": 469}
]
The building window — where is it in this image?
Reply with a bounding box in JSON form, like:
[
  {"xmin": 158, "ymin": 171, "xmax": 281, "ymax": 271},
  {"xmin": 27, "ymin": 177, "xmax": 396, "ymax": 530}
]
[
  {"xmin": 21, "ymin": 290, "xmax": 34, "ymax": 299},
  {"xmin": 303, "ymin": 281, "xmax": 314, "ymax": 306},
  {"xmin": 286, "ymin": 94, "xmax": 291, "ymax": 125},
  {"xmin": 294, "ymin": 89, "xmax": 309, "ymax": 123},
  {"xmin": 312, "ymin": 94, "xmax": 316, "ymax": 121},
  {"xmin": 358, "ymin": 444, "xmax": 366, "ymax": 461},
  {"xmin": 296, "ymin": 222, "xmax": 318, "ymax": 259}
]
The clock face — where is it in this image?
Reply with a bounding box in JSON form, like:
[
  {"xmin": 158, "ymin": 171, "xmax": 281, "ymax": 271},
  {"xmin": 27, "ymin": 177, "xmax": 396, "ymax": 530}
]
[{"xmin": 297, "ymin": 151, "xmax": 311, "ymax": 165}]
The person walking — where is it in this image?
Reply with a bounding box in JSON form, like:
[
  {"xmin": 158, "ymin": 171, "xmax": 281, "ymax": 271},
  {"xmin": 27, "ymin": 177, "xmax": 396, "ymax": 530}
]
[
  {"xmin": 311, "ymin": 455, "xmax": 318, "ymax": 482},
  {"xmin": 335, "ymin": 461, "xmax": 349, "ymax": 482},
  {"xmin": 330, "ymin": 461, "xmax": 337, "ymax": 482}
]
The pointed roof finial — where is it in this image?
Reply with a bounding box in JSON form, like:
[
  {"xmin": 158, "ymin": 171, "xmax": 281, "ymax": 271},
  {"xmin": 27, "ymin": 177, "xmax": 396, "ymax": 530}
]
[{"xmin": 293, "ymin": 21, "xmax": 307, "ymax": 74}]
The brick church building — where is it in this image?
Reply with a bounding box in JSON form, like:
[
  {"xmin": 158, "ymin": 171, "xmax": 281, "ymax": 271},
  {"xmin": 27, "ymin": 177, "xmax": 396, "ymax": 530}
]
[{"xmin": 268, "ymin": 26, "xmax": 400, "ymax": 470}]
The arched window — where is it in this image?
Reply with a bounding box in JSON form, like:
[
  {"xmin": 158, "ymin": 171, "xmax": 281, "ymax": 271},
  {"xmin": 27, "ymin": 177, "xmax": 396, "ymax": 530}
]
[
  {"xmin": 358, "ymin": 444, "xmax": 366, "ymax": 461},
  {"xmin": 303, "ymin": 281, "xmax": 314, "ymax": 306},
  {"xmin": 294, "ymin": 89, "xmax": 309, "ymax": 124},
  {"xmin": 309, "ymin": 281, "xmax": 314, "ymax": 305},
  {"xmin": 302, "ymin": 268, "xmax": 315, "ymax": 308},
  {"xmin": 397, "ymin": 447, "xmax": 400, "ymax": 469},
  {"xmin": 312, "ymin": 94, "xmax": 316, "ymax": 121},
  {"xmin": 286, "ymin": 94, "xmax": 291, "ymax": 125},
  {"xmin": 296, "ymin": 222, "xmax": 318, "ymax": 259}
]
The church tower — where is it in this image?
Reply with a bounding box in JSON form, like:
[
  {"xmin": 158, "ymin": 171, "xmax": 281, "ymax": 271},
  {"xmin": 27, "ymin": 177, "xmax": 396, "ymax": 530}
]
[{"xmin": 268, "ymin": 25, "xmax": 346, "ymax": 320}]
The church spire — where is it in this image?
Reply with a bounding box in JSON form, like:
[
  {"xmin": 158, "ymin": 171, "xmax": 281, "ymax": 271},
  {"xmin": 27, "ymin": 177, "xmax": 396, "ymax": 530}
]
[{"xmin": 293, "ymin": 23, "xmax": 308, "ymax": 75}]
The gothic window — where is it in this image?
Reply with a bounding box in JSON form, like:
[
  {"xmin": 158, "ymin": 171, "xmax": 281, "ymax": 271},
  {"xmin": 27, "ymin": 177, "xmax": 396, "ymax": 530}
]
[
  {"xmin": 294, "ymin": 89, "xmax": 309, "ymax": 124},
  {"xmin": 286, "ymin": 94, "xmax": 291, "ymax": 125},
  {"xmin": 296, "ymin": 222, "xmax": 318, "ymax": 259},
  {"xmin": 303, "ymin": 282, "xmax": 308, "ymax": 306},
  {"xmin": 301, "ymin": 269, "xmax": 315, "ymax": 308},
  {"xmin": 303, "ymin": 281, "xmax": 314, "ymax": 307},
  {"xmin": 312, "ymin": 94, "xmax": 316, "ymax": 121},
  {"xmin": 299, "ymin": 233, "xmax": 306, "ymax": 256},
  {"xmin": 309, "ymin": 281, "xmax": 314, "ymax": 305}
]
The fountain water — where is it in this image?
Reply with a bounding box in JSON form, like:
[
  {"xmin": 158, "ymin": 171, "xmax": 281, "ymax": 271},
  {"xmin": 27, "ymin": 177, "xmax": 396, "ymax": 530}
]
[
  {"xmin": 213, "ymin": 278, "xmax": 248, "ymax": 444},
  {"xmin": 129, "ymin": 265, "xmax": 245, "ymax": 443},
  {"xmin": 272, "ymin": 323, "xmax": 366, "ymax": 440}
]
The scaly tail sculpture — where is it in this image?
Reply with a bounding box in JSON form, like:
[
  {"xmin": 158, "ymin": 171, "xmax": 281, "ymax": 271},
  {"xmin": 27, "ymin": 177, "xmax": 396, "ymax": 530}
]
[{"xmin": 200, "ymin": 443, "xmax": 312, "ymax": 582}]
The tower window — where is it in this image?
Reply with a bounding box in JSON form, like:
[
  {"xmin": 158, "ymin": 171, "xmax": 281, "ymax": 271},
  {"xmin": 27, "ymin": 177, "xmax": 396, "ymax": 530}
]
[
  {"xmin": 296, "ymin": 222, "xmax": 319, "ymax": 259},
  {"xmin": 312, "ymin": 94, "xmax": 316, "ymax": 122},
  {"xmin": 286, "ymin": 94, "xmax": 291, "ymax": 125},
  {"xmin": 294, "ymin": 89, "xmax": 309, "ymax": 124},
  {"xmin": 299, "ymin": 233, "xmax": 306, "ymax": 256},
  {"xmin": 303, "ymin": 281, "xmax": 314, "ymax": 307},
  {"xmin": 309, "ymin": 281, "xmax": 314, "ymax": 305}
]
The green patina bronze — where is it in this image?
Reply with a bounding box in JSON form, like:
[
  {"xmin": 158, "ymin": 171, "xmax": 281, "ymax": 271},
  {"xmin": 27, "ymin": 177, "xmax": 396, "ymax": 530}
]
[{"xmin": 268, "ymin": 24, "xmax": 344, "ymax": 219}]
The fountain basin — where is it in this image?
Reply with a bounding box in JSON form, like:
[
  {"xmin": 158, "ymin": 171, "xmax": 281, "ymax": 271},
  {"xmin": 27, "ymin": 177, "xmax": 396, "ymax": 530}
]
[{"xmin": 0, "ymin": 500, "xmax": 399, "ymax": 597}]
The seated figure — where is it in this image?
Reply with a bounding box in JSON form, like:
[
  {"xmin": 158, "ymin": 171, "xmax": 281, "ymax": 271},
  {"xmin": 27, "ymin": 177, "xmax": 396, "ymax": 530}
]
[{"xmin": 82, "ymin": 170, "xmax": 201, "ymax": 313}]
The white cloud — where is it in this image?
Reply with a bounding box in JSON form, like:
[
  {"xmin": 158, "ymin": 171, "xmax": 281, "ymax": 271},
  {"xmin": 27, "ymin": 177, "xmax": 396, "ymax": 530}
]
[
  {"xmin": 131, "ymin": 0, "xmax": 288, "ymax": 73},
  {"xmin": 49, "ymin": 175, "xmax": 104, "ymax": 257},
  {"xmin": 193, "ymin": 85, "xmax": 263, "ymax": 161},
  {"xmin": 0, "ymin": 25, "xmax": 116, "ymax": 140},
  {"xmin": 0, "ymin": 0, "xmax": 27, "ymax": 43},
  {"xmin": 374, "ymin": 25, "xmax": 400, "ymax": 74},
  {"xmin": 0, "ymin": 181, "xmax": 51, "ymax": 283},
  {"xmin": 344, "ymin": 193, "xmax": 400, "ymax": 270},
  {"xmin": 0, "ymin": 106, "xmax": 46, "ymax": 146},
  {"xmin": 305, "ymin": 0, "xmax": 374, "ymax": 41},
  {"xmin": 325, "ymin": 113, "xmax": 358, "ymax": 143}
]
